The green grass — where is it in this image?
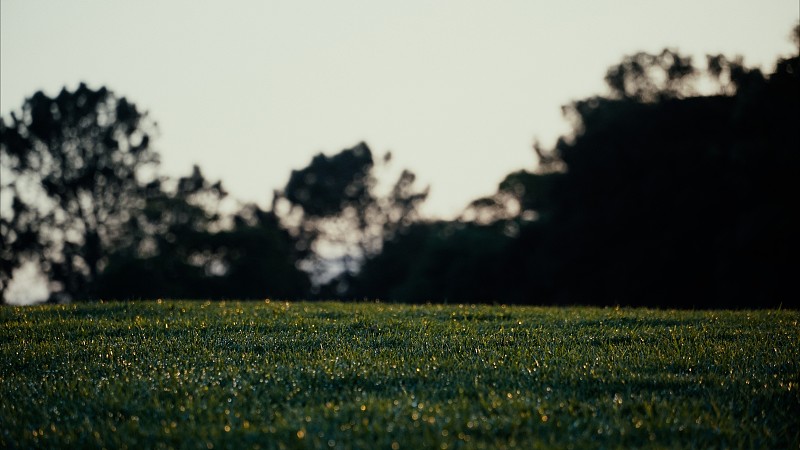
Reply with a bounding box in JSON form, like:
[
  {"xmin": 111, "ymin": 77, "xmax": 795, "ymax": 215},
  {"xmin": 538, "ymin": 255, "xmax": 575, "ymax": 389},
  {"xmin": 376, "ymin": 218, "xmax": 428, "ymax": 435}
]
[{"xmin": 1, "ymin": 301, "xmax": 798, "ymax": 449}]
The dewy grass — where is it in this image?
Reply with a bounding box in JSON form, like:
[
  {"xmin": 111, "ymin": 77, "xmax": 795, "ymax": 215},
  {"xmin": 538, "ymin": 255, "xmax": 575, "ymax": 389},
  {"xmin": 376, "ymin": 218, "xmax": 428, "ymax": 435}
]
[{"xmin": 1, "ymin": 301, "xmax": 798, "ymax": 449}]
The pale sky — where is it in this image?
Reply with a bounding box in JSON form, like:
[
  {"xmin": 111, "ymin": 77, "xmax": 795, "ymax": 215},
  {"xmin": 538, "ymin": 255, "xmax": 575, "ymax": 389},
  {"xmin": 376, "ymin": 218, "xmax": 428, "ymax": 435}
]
[{"xmin": 2, "ymin": 1, "xmax": 798, "ymax": 219}]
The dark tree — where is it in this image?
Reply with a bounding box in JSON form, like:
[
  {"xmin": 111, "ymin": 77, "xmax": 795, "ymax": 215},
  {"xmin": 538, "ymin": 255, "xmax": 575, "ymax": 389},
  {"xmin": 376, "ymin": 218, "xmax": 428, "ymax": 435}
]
[
  {"xmin": 347, "ymin": 43, "xmax": 799, "ymax": 308},
  {"xmin": 499, "ymin": 49, "xmax": 799, "ymax": 308},
  {"xmin": 0, "ymin": 133, "xmax": 41, "ymax": 304},
  {"xmin": 283, "ymin": 142, "xmax": 375, "ymax": 219},
  {"xmin": 276, "ymin": 142, "xmax": 427, "ymax": 286},
  {"xmin": 2, "ymin": 84, "xmax": 312, "ymax": 303},
  {"xmin": 1, "ymin": 83, "xmax": 158, "ymax": 302},
  {"xmin": 344, "ymin": 221, "xmax": 517, "ymax": 303},
  {"xmin": 92, "ymin": 166, "xmax": 227, "ymax": 300},
  {"xmin": 94, "ymin": 167, "xmax": 310, "ymax": 300},
  {"xmin": 207, "ymin": 205, "xmax": 310, "ymax": 300}
]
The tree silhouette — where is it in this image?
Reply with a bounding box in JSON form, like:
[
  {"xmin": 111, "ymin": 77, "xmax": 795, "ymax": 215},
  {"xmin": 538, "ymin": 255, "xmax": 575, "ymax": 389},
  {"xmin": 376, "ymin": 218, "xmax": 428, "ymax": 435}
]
[
  {"xmin": 347, "ymin": 44, "xmax": 799, "ymax": 308},
  {"xmin": 604, "ymin": 49, "xmax": 696, "ymax": 102},
  {"xmin": 499, "ymin": 48, "xmax": 799, "ymax": 308},
  {"xmin": 95, "ymin": 168, "xmax": 309, "ymax": 300},
  {"xmin": 276, "ymin": 142, "xmax": 427, "ymax": 287},
  {"xmin": 2, "ymin": 85, "xmax": 310, "ymax": 302},
  {"xmin": 1, "ymin": 83, "xmax": 158, "ymax": 302}
]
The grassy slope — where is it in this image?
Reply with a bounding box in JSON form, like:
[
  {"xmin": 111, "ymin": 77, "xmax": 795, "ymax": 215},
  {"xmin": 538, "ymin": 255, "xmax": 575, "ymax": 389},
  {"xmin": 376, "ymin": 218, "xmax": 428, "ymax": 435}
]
[{"xmin": 1, "ymin": 301, "xmax": 798, "ymax": 449}]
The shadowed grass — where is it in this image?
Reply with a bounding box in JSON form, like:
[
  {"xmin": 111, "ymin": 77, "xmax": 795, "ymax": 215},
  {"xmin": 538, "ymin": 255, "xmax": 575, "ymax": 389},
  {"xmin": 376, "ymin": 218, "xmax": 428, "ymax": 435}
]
[{"xmin": 1, "ymin": 301, "xmax": 798, "ymax": 449}]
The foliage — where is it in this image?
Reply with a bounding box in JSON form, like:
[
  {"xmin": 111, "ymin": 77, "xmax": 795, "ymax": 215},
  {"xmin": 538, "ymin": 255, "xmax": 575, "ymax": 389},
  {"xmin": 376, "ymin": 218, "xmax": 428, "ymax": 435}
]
[
  {"xmin": 521, "ymin": 51, "xmax": 799, "ymax": 308},
  {"xmin": 344, "ymin": 222, "xmax": 518, "ymax": 303},
  {"xmin": 3, "ymin": 42, "xmax": 797, "ymax": 308},
  {"xmin": 1, "ymin": 301, "xmax": 798, "ymax": 448},
  {"xmin": 1, "ymin": 86, "xmax": 309, "ymax": 303},
  {"xmin": 0, "ymin": 83, "xmax": 158, "ymax": 302},
  {"xmin": 277, "ymin": 142, "xmax": 428, "ymax": 283},
  {"xmin": 94, "ymin": 167, "xmax": 309, "ymax": 300},
  {"xmin": 351, "ymin": 48, "xmax": 799, "ymax": 308},
  {"xmin": 603, "ymin": 49, "xmax": 696, "ymax": 102},
  {"xmin": 283, "ymin": 143, "xmax": 375, "ymax": 220}
]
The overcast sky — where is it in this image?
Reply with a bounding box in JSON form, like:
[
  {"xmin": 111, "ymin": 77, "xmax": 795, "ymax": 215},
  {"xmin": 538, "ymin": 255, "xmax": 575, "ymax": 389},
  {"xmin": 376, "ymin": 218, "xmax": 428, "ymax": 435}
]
[{"xmin": 2, "ymin": 1, "xmax": 798, "ymax": 218}]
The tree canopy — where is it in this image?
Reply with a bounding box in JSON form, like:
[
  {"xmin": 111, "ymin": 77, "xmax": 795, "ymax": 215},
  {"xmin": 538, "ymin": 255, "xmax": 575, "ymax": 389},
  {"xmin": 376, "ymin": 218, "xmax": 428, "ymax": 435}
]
[
  {"xmin": 346, "ymin": 48, "xmax": 799, "ymax": 308},
  {"xmin": 2, "ymin": 40, "xmax": 797, "ymax": 308},
  {"xmin": 276, "ymin": 142, "xmax": 428, "ymax": 289},
  {"xmin": 1, "ymin": 85, "xmax": 309, "ymax": 303},
  {"xmin": 1, "ymin": 84, "xmax": 158, "ymax": 302}
]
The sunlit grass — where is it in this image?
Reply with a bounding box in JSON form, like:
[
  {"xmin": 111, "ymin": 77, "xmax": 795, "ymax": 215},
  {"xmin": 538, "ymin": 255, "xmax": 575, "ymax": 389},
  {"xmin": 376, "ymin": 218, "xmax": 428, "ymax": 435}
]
[{"xmin": 1, "ymin": 301, "xmax": 798, "ymax": 449}]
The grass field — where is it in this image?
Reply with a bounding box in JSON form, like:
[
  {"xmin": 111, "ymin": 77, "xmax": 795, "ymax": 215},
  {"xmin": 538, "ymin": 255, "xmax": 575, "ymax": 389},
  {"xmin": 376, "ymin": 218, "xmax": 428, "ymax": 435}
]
[{"xmin": 1, "ymin": 301, "xmax": 798, "ymax": 449}]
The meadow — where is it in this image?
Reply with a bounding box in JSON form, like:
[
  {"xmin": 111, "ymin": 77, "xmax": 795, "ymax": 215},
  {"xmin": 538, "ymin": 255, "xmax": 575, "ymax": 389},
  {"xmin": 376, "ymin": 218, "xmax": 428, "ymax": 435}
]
[{"xmin": 1, "ymin": 301, "xmax": 798, "ymax": 449}]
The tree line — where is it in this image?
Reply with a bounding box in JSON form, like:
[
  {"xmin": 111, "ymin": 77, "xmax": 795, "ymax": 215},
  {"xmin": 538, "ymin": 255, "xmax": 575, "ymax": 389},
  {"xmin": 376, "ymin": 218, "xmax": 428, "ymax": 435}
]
[{"xmin": 2, "ymin": 38, "xmax": 798, "ymax": 308}]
